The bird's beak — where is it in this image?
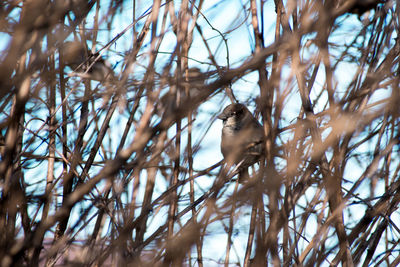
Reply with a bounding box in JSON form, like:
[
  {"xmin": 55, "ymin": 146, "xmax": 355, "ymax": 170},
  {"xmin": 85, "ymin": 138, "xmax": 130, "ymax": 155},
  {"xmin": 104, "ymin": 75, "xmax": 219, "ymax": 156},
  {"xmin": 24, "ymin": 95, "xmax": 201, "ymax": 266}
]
[{"xmin": 217, "ymin": 113, "xmax": 227, "ymax": 120}]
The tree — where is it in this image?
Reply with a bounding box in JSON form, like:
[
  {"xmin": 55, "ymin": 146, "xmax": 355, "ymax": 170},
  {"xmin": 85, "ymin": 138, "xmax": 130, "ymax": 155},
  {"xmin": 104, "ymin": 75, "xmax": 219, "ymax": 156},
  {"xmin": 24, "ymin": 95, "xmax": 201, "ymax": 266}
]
[{"xmin": 0, "ymin": 0, "xmax": 398, "ymax": 266}]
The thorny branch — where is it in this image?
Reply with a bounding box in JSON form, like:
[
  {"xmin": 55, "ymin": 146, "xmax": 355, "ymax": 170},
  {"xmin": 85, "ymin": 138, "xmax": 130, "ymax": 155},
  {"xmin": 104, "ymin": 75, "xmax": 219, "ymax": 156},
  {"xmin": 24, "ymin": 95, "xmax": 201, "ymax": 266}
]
[{"xmin": 0, "ymin": 0, "xmax": 398, "ymax": 266}]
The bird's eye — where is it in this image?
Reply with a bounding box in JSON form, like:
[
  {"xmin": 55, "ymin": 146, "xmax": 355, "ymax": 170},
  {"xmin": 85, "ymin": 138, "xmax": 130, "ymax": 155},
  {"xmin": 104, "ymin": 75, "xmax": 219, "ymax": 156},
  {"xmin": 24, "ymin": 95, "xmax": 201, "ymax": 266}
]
[{"xmin": 235, "ymin": 109, "xmax": 243, "ymax": 116}]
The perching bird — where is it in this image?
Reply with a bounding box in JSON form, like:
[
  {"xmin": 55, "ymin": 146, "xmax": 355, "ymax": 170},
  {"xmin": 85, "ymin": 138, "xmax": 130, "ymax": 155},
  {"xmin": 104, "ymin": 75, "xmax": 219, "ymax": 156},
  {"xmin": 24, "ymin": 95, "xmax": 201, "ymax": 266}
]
[
  {"xmin": 218, "ymin": 103, "xmax": 264, "ymax": 183},
  {"xmin": 61, "ymin": 41, "xmax": 114, "ymax": 82}
]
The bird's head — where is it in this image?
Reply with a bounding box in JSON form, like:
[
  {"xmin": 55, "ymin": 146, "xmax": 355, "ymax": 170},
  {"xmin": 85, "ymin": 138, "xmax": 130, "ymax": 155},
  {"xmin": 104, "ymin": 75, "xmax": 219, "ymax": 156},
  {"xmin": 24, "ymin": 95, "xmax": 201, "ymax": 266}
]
[{"xmin": 218, "ymin": 103, "xmax": 252, "ymax": 128}]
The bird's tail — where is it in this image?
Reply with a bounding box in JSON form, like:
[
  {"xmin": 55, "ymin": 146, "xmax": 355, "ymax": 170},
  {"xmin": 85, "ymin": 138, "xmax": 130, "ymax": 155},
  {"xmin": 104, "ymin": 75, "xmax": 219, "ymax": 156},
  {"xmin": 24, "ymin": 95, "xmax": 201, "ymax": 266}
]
[{"xmin": 238, "ymin": 168, "xmax": 250, "ymax": 183}]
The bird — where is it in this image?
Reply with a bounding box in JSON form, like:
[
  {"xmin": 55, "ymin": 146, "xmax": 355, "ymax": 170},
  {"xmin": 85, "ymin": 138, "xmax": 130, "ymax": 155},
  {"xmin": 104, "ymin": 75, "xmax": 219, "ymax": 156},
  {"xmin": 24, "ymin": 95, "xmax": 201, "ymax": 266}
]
[
  {"xmin": 218, "ymin": 103, "xmax": 264, "ymax": 183},
  {"xmin": 331, "ymin": 0, "xmax": 384, "ymax": 16},
  {"xmin": 61, "ymin": 41, "xmax": 114, "ymax": 82}
]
